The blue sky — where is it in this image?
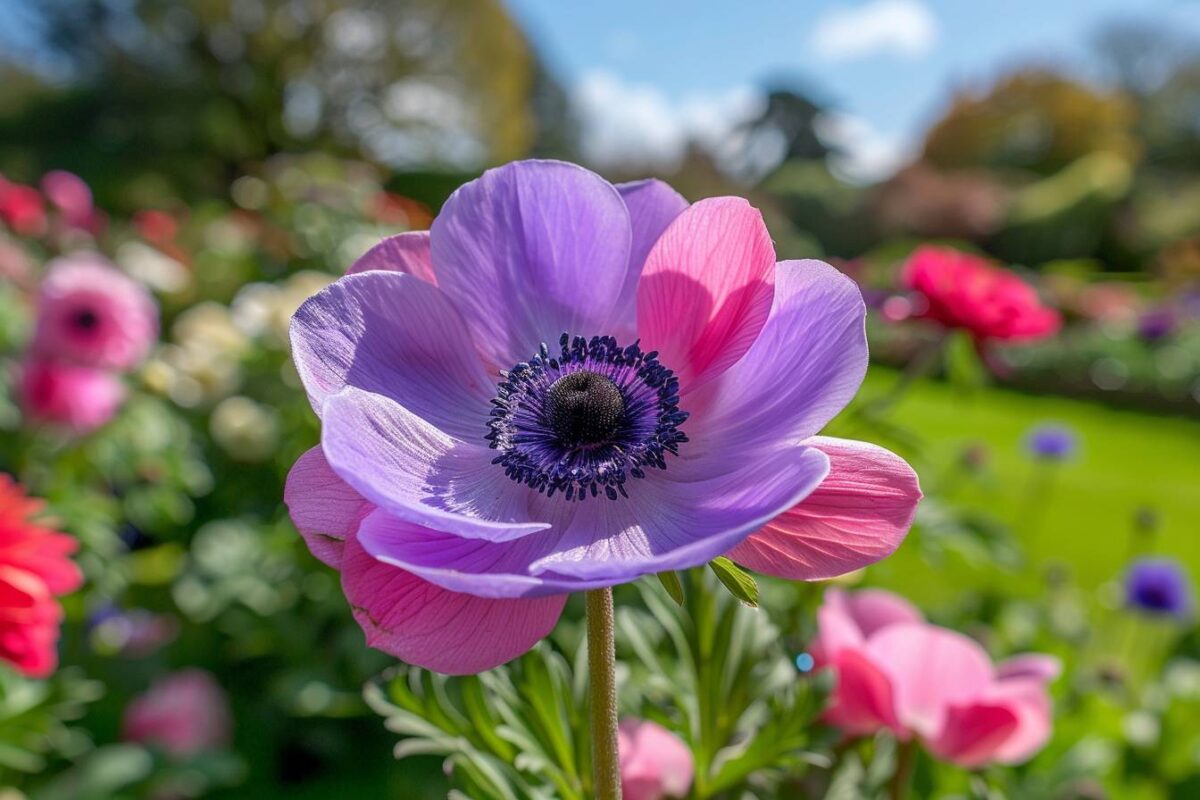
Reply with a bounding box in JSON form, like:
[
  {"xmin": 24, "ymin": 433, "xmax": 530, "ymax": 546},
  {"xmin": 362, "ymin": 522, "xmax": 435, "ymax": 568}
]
[{"xmin": 507, "ymin": 0, "xmax": 1200, "ymax": 178}]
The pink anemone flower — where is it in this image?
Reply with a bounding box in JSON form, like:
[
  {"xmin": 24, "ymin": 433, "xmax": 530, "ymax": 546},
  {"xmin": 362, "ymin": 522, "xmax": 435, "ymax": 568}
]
[
  {"xmin": 813, "ymin": 587, "xmax": 1058, "ymax": 768},
  {"xmin": 32, "ymin": 252, "xmax": 158, "ymax": 371},
  {"xmin": 618, "ymin": 719, "xmax": 694, "ymax": 800},
  {"xmin": 122, "ymin": 669, "xmax": 232, "ymax": 758},
  {"xmin": 18, "ymin": 357, "xmax": 125, "ymax": 434},
  {"xmin": 285, "ymin": 160, "xmax": 922, "ymax": 674}
]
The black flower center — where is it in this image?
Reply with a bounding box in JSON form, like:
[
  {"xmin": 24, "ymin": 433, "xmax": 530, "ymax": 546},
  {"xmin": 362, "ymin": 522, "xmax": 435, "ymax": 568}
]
[
  {"xmin": 486, "ymin": 334, "xmax": 689, "ymax": 501},
  {"xmin": 546, "ymin": 370, "xmax": 625, "ymax": 447},
  {"xmin": 73, "ymin": 308, "xmax": 100, "ymax": 330}
]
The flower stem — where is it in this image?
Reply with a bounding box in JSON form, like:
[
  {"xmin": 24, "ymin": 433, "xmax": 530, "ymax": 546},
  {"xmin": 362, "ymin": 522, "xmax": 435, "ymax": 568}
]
[
  {"xmin": 888, "ymin": 740, "xmax": 917, "ymax": 800},
  {"xmin": 586, "ymin": 588, "xmax": 622, "ymax": 800}
]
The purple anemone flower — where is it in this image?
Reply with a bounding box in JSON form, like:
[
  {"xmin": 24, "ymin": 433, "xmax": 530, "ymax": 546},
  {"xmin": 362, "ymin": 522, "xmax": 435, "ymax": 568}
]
[
  {"xmin": 1125, "ymin": 558, "xmax": 1193, "ymax": 618},
  {"xmin": 1025, "ymin": 423, "xmax": 1078, "ymax": 461},
  {"xmin": 285, "ymin": 160, "xmax": 922, "ymax": 674}
]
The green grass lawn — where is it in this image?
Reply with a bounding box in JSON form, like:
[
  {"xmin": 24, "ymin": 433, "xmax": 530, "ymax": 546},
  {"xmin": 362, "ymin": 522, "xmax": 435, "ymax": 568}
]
[{"xmin": 836, "ymin": 368, "xmax": 1200, "ymax": 606}]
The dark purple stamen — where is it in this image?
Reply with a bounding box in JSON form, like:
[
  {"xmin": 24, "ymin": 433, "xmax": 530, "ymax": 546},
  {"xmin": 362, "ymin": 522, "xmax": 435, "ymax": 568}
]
[
  {"xmin": 73, "ymin": 308, "xmax": 100, "ymax": 330},
  {"xmin": 486, "ymin": 333, "xmax": 689, "ymax": 501}
]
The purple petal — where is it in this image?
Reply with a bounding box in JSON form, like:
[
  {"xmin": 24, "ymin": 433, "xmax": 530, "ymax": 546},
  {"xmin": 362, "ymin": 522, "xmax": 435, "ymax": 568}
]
[
  {"xmin": 284, "ymin": 446, "xmax": 371, "ymax": 568},
  {"xmin": 690, "ymin": 260, "xmax": 867, "ymax": 453},
  {"xmin": 341, "ymin": 534, "xmax": 565, "ymax": 674},
  {"xmin": 290, "ymin": 271, "xmax": 493, "ymax": 438},
  {"xmin": 357, "ymin": 443, "xmax": 830, "ymax": 598},
  {"xmin": 614, "ymin": 179, "xmax": 688, "ymax": 334},
  {"xmin": 430, "ymin": 160, "xmax": 633, "ymax": 369},
  {"xmin": 321, "ymin": 387, "xmax": 548, "ymax": 542},
  {"xmin": 346, "ymin": 231, "xmax": 436, "ymax": 283}
]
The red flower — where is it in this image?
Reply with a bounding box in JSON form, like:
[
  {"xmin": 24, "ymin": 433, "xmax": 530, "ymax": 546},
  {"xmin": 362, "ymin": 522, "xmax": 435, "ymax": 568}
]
[
  {"xmin": 0, "ymin": 179, "xmax": 47, "ymax": 238},
  {"xmin": 901, "ymin": 246, "xmax": 1060, "ymax": 342},
  {"xmin": 0, "ymin": 475, "xmax": 82, "ymax": 677}
]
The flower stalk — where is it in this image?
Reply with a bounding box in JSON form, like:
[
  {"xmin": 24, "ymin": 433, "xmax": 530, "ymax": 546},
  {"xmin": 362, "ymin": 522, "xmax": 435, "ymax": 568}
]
[
  {"xmin": 586, "ymin": 588, "xmax": 622, "ymax": 800},
  {"xmin": 888, "ymin": 739, "xmax": 917, "ymax": 800}
]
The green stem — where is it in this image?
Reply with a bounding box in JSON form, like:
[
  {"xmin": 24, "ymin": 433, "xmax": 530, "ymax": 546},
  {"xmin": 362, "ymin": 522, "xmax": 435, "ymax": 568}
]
[
  {"xmin": 586, "ymin": 588, "xmax": 622, "ymax": 800},
  {"xmin": 888, "ymin": 740, "xmax": 917, "ymax": 800},
  {"xmin": 856, "ymin": 333, "xmax": 947, "ymax": 421}
]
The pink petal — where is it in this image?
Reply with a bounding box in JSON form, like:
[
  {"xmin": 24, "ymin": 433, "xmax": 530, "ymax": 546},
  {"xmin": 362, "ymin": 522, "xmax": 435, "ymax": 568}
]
[
  {"xmin": 618, "ymin": 719, "xmax": 695, "ymax": 800},
  {"xmin": 987, "ymin": 678, "xmax": 1054, "ymax": 764},
  {"xmin": 728, "ymin": 437, "xmax": 920, "ymax": 581},
  {"xmin": 926, "ymin": 701, "xmax": 1020, "ymax": 768},
  {"xmin": 284, "ymin": 447, "xmax": 372, "ymax": 568},
  {"xmin": 614, "ymin": 179, "xmax": 688, "ymax": 337},
  {"xmin": 824, "ymin": 648, "xmax": 904, "ymax": 737},
  {"xmin": 346, "ymin": 231, "xmax": 436, "ymax": 283},
  {"xmin": 867, "ymin": 623, "xmax": 995, "ymax": 739},
  {"xmin": 636, "ymin": 197, "xmax": 775, "ymax": 390},
  {"xmin": 996, "ymin": 654, "xmax": 1061, "ymax": 684},
  {"xmin": 340, "ymin": 534, "xmax": 565, "ymax": 674},
  {"xmin": 843, "ymin": 589, "xmax": 925, "ymax": 638},
  {"xmin": 813, "ymin": 588, "xmax": 867, "ymax": 659}
]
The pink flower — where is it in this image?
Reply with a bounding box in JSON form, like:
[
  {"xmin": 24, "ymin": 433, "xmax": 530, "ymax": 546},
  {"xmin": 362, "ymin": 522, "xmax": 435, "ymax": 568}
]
[
  {"xmin": 618, "ymin": 719, "xmax": 694, "ymax": 800},
  {"xmin": 0, "ymin": 475, "xmax": 82, "ymax": 678},
  {"xmin": 122, "ymin": 669, "xmax": 232, "ymax": 758},
  {"xmin": 901, "ymin": 246, "xmax": 1060, "ymax": 343},
  {"xmin": 0, "ymin": 179, "xmax": 46, "ymax": 237},
  {"xmin": 32, "ymin": 253, "xmax": 158, "ymax": 370},
  {"xmin": 18, "ymin": 357, "xmax": 125, "ymax": 433},
  {"xmin": 813, "ymin": 588, "xmax": 1057, "ymax": 768},
  {"xmin": 40, "ymin": 170, "xmax": 98, "ymax": 232}
]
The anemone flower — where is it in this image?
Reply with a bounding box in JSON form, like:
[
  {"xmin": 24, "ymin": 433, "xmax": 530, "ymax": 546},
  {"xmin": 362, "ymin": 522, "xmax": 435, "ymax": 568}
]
[
  {"xmin": 1025, "ymin": 423, "xmax": 1078, "ymax": 462},
  {"xmin": 122, "ymin": 669, "xmax": 232, "ymax": 758},
  {"xmin": 812, "ymin": 587, "xmax": 1057, "ymax": 769},
  {"xmin": 18, "ymin": 357, "xmax": 125, "ymax": 434},
  {"xmin": 32, "ymin": 252, "xmax": 158, "ymax": 371},
  {"xmin": 902, "ymin": 246, "xmax": 1060, "ymax": 344},
  {"xmin": 40, "ymin": 170, "xmax": 98, "ymax": 232},
  {"xmin": 1124, "ymin": 558, "xmax": 1193, "ymax": 619},
  {"xmin": 618, "ymin": 719, "xmax": 694, "ymax": 800},
  {"xmin": 285, "ymin": 159, "xmax": 921, "ymax": 796}
]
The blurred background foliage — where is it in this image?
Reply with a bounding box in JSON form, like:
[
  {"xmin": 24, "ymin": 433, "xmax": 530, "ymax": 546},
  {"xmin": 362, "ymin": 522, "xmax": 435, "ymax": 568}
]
[{"xmin": 0, "ymin": 0, "xmax": 1198, "ymax": 798}]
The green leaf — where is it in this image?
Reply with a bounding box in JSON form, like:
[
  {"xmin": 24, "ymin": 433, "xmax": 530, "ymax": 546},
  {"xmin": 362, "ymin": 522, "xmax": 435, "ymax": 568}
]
[
  {"xmin": 656, "ymin": 570, "xmax": 685, "ymax": 605},
  {"xmin": 708, "ymin": 557, "xmax": 759, "ymax": 607}
]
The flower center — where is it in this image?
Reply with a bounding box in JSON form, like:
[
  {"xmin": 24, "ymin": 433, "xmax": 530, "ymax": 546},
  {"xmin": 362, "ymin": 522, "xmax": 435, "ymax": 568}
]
[
  {"xmin": 545, "ymin": 371, "xmax": 625, "ymax": 447},
  {"xmin": 487, "ymin": 334, "xmax": 688, "ymax": 501},
  {"xmin": 73, "ymin": 308, "xmax": 100, "ymax": 331}
]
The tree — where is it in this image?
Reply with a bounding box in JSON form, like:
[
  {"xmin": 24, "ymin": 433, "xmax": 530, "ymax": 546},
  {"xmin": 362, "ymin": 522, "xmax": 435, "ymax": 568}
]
[
  {"xmin": 921, "ymin": 70, "xmax": 1138, "ymax": 176},
  {"xmin": 0, "ymin": 0, "xmax": 570, "ymax": 207}
]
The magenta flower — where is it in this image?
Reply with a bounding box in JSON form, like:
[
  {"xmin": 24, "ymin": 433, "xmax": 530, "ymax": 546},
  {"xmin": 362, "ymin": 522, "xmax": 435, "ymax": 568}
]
[
  {"xmin": 40, "ymin": 170, "xmax": 98, "ymax": 232},
  {"xmin": 618, "ymin": 719, "xmax": 694, "ymax": 800},
  {"xmin": 18, "ymin": 357, "xmax": 125, "ymax": 433},
  {"xmin": 33, "ymin": 252, "xmax": 158, "ymax": 371},
  {"xmin": 285, "ymin": 160, "xmax": 920, "ymax": 674},
  {"xmin": 813, "ymin": 588, "xmax": 1057, "ymax": 768},
  {"xmin": 122, "ymin": 669, "xmax": 232, "ymax": 758}
]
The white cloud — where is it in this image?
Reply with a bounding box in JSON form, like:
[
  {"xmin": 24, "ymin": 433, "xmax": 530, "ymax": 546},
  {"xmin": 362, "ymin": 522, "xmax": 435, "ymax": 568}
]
[
  {"xmin": 574, "ymin": 70, "xmax": 764, "ymax": 170},
  {"xmin": 809, "ymin": 0, "xmax": 938, "ymax": 62},
  {"xmin": 816, "ymin": 113, "xmax": 912, "ymax": 183},
  {"xmin": 572, "ymin": 69, "xmax": 913, "ymax": 183}
]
